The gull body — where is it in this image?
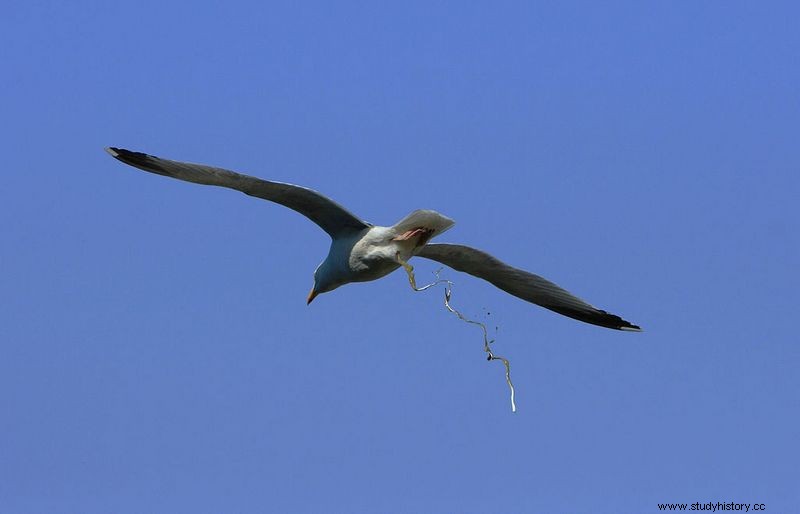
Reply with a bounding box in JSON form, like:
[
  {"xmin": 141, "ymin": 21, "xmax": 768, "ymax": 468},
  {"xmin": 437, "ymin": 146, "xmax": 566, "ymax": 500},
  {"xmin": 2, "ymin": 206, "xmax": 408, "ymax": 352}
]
[
  {"xmin": 310, "ymin": 211, "xmax": 454, "ymax": 301},
  {"xmin": 106, "ymin": 147, "xmax": 641, "ymax": 331}
]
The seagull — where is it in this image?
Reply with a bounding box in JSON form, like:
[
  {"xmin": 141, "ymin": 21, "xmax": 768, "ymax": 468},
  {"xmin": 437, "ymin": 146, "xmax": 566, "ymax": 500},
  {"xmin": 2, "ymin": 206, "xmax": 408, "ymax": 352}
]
[{"xmin": 106, "ymin": 147, "xmax": 641, "ymax": 331}]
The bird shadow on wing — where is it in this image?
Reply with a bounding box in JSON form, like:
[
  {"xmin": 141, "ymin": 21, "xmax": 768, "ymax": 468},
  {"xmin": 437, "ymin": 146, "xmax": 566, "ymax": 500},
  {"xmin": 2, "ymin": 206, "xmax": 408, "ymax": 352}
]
[{"xmin": 395, "ymin": 253, "xmax": 517, "ymax": 413}]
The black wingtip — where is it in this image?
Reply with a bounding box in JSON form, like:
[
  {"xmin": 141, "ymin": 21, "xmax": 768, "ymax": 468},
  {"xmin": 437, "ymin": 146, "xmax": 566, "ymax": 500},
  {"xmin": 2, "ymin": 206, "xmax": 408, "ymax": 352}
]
[
  {"xmin": 104, "ymin": 147, "xmax": 172, "ymax": 177},
  {"xmin": 549, "ymin": 305, "xmax": 642, "ymax": 331},
  {"xmin": 599, "ymin": 310, "xmax": 642, "ymax": 332},
  {"xmin": 105, "ymin": 147, "xmax": 149, "ymax": 164},
  {"xmin": 619, "ymin": 321, "xmax": 642, "ymax": 332}
]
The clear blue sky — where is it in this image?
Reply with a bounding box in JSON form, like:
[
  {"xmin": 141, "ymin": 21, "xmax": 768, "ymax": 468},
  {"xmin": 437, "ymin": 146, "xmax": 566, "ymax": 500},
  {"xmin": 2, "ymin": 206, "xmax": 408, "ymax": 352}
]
[{"xmin": 2, "ymin": 1, "xmax": 798, "ymax": 512}]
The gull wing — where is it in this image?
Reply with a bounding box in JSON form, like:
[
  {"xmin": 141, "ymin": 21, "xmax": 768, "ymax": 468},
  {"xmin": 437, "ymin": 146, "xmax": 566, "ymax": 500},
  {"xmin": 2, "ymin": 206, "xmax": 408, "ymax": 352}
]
[
  {"xmin": 106, "ymin": 147, "xmax": 371, "ymax": 238},
  {"xmin": 416, "ymin": 243, "xmax": 641, "ymax": 331}
]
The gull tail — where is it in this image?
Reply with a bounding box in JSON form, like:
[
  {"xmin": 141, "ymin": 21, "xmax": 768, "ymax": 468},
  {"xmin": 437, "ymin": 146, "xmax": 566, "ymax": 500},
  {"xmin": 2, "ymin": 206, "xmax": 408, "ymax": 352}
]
[{"xmin": 392, "ymin": 209, "xmax": 455, "ymax": 237}]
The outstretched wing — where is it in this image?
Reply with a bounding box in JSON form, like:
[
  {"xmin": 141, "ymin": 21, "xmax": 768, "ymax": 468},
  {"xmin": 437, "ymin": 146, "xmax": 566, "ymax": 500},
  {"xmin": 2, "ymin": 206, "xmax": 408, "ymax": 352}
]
[
  {"xmin": 416, "ymin": 243, "xmax": 641, "ymax": 331},
  {"xmin": 106, "ymin": 147, "xmax": 371, "ymax": 238}
]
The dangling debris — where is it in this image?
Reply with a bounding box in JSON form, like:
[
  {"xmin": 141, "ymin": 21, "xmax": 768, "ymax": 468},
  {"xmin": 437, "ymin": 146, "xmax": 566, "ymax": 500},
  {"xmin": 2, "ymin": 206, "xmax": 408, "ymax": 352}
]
[{"xmin": 397, "ymin": 253, "xmax": 516, "ymax": 412}]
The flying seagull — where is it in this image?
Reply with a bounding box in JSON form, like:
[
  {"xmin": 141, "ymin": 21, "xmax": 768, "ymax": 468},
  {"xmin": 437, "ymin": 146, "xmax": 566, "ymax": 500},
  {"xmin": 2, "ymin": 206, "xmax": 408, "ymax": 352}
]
[{"xmin": 106, "ymin": 147, "xmax": 641, "ymax": 331}]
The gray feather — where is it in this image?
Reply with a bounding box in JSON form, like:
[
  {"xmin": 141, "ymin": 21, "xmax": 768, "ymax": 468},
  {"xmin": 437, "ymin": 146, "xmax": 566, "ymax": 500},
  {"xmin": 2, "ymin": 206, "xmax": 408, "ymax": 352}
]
[
  {"xmin": 417, "ymin": 243, "xmax": 641, "ymax": 331},
  {"xmin": 106, "ymin": 147, "xmax": 371, "ymax": 238}
]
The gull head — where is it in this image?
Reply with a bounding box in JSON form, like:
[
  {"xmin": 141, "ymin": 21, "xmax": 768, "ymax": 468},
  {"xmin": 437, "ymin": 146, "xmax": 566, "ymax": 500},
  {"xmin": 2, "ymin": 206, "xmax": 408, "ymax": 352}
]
[{"xmin": 307, "ymin": 260, "xmax": 347, "ymax": 304}]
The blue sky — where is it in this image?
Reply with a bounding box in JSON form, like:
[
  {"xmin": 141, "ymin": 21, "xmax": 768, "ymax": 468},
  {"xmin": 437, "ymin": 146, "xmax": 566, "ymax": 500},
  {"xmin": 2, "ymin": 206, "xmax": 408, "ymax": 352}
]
[{"xmin": 2, "ymin": 1, "xmax": 798, "ymax": 512}]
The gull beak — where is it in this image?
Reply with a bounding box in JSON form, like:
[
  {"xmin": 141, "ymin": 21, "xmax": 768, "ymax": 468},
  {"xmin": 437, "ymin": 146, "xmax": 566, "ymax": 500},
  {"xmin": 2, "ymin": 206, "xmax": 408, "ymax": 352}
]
[{"xmin": 306, "ymin": 287, "xmax": 318, "ymax": 305}]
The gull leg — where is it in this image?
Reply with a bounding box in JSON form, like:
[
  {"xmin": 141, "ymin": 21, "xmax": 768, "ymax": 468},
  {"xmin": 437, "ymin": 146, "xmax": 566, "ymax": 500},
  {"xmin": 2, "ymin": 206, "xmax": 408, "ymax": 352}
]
[
  {"xmin": 393, "ymin": 227, "xmax": 436, "ymax": 246},
  {"xmin": 396, "ymin": 251, "xmax": 448, "ymax": 292},
  {"xmin": 393, "ymin": 228, "xmax": 426, "ymax": 241}
]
